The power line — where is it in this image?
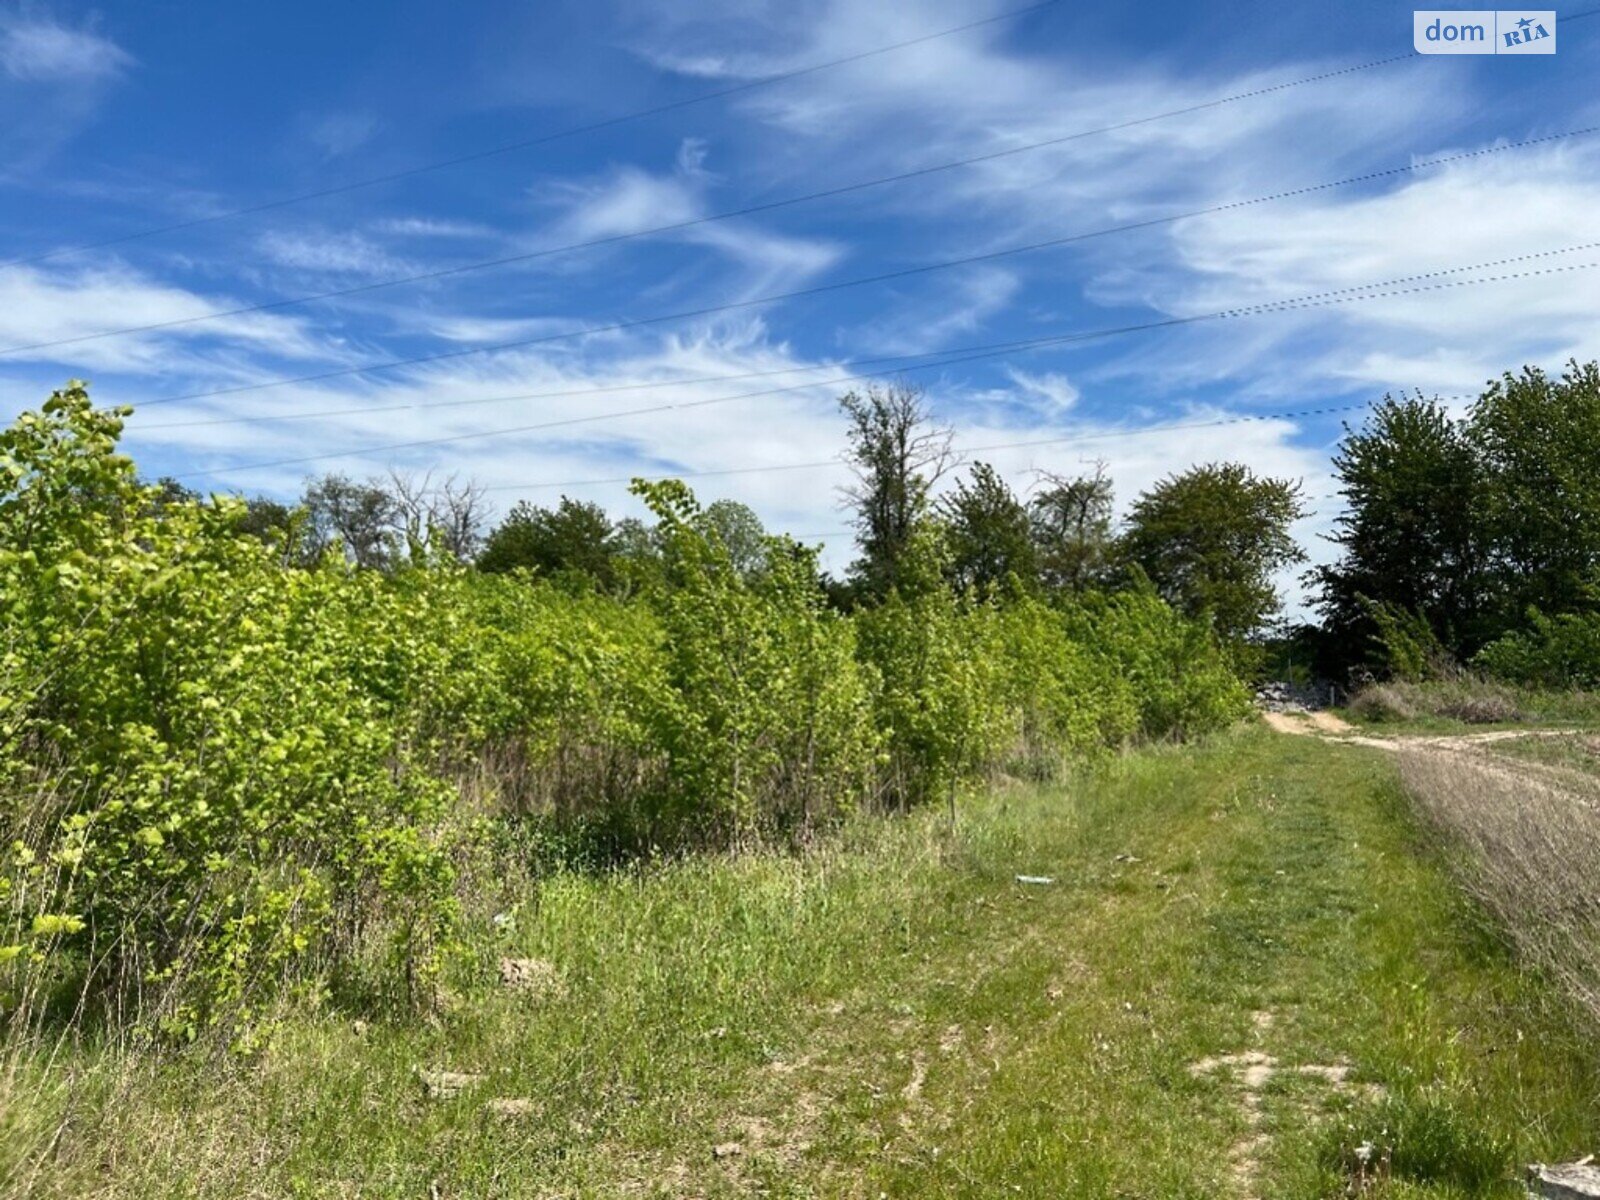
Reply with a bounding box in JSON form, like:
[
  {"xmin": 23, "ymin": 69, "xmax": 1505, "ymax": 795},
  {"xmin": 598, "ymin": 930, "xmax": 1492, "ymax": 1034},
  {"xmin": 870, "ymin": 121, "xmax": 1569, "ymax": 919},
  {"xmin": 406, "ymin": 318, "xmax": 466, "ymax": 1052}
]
[
  {"xmin": 129, "ymin": 344, "xmax": 1036, "ymax": 431},
  {"xmin": 18, "ymin": 126, "xmax": 1595, "ymax": 362},
  {"xmin": 132, "ymin": 238, "xmax": 1600, "ymax": 435},
  {"xmin": 107, "ymin": 125, "xmax": 1600, "ymax": 402},
  {"xmin": 0, "ymin": 0, "xmax": 1064, "ymax": 270},
  {"xmin": 485, "ymin": 407, "xmax": 1381, "ymax": 494},
  {"xmin": 16, "ymin": 3, "xmax": 1600, "ymax": 277},
  {"xmin": 0, "ymin": 52, "xmax": 1423, "ymax": 355},
  {"xmin": 171, "ymin": 250, "xmax": 1599, "ymax": 480},
  {"xmin": 484, "ymin": 395, "xmax": 1484, "ymax": 495}
]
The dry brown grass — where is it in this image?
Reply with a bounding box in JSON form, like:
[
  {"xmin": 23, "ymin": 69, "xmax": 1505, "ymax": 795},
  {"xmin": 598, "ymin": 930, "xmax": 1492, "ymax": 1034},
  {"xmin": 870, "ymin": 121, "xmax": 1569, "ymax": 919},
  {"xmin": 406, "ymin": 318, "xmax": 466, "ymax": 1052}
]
[
  {"xmin": 1349, "ymin": 679, "xmax": 1527, "ymax": 725},
  {"xmin": 1399, "ymin": 747, "xmax": 1600, "ymax": 1025}
]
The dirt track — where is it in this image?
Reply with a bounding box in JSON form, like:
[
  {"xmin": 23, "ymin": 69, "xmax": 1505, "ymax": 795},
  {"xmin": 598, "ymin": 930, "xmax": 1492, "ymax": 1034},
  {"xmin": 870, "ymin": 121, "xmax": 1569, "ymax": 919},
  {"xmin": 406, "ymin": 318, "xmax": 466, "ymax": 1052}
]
[
  {"xmin": 1260, "ymin": 709, "xmax": 1393, "ymax": 750},
  {"xmin": 1260, "ymin": 711, "xmax": 1600, "ymax": 805}
]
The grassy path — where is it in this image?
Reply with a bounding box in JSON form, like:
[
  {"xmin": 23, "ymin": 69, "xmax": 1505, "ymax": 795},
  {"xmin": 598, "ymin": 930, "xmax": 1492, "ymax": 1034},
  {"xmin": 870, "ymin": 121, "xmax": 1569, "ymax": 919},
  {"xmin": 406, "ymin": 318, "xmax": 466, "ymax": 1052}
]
[{"xmin": 11, "ymin": 729, "xmax": 1600, "ymax": 1197}]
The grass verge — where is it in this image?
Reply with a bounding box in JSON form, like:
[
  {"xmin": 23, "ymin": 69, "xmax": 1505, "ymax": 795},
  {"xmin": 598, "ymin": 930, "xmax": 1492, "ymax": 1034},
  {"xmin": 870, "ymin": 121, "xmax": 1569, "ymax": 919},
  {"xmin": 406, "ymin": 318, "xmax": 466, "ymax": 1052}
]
[{"xmin": 4, "ymin": 730, "xmax": 1598, "ymax": 1198}]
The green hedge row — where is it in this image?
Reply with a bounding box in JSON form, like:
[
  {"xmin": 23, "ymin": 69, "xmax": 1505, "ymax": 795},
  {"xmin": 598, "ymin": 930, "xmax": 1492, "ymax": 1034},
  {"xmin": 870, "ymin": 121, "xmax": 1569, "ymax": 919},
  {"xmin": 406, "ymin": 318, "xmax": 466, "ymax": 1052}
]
[{"xmin": 0, "ymin": 386, "xmax": 1248, "ymax": 1032}]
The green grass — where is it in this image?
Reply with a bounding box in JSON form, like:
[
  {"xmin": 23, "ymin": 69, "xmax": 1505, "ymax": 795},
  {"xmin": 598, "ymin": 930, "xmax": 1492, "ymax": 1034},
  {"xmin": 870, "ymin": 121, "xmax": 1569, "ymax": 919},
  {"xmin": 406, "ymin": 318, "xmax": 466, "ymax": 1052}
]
[{"xmin": 5, "ymin": 729, "xmax": 1599, "ymax": 1197}]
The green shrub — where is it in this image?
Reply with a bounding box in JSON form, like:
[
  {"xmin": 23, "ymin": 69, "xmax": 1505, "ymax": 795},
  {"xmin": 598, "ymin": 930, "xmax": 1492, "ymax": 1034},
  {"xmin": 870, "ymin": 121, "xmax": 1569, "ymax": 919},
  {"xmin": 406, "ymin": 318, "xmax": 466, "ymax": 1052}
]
[
  {"xmin": 0, "ymin": 387, "xmax": 462, "ymax": 1034},
  {"xmin": 991, "ymin": 595, "xmax": 1140, "ymax": 773},
  {"xmin": 628, "ymin": 479, "xmax": 876, "ymax": 844},
  {"xmin": 0, "ymin": 387, "xmax": 1249, "ymax": 1034},
  {"xmin": 1363, "ymin": 598, "xmax": 1458, "ymax": 681},
  {"xmin": 1061, "ymin": 587, "xmax": 1252, "ymax": 740},
  {"xmin": 852, "ymin": 529, "xmax": 1012, "ymax": 807},
  {"xmin": 1475, "ymin": 607, "xmax": 1600, "ymax": 688}
]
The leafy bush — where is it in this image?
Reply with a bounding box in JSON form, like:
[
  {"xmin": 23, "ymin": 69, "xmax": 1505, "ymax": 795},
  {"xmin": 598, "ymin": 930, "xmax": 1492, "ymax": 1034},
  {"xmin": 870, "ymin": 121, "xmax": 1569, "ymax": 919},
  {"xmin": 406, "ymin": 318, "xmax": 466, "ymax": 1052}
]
[
  {"xmin": 1474, "ymin": 607, "xmax": 1600, "ymax": 688},
  {"xmin": 0, "ymin": 387, "xmax": 463, "ymax": 1035},
  {"xmin": 1, "ymin": 386, "xmax": 1249, "ymax": 1034},
  {"xmin": 853, "ymin": 529, "xmax": 1011, "ymax": 807},
  {"xmin": 991, "ymin": 595, "xmax": 1139, "ymax": 774},
  {"xmin": 1061, "ymin": 587, "xmax": 1252, "ymax": 740},
  {"xmin": 1363, "ymin": 597, "xmax": 1458, "ymax": 681},
  {"xmin": 627, "ymin": 479, "xmax": 876, "ymax": 844}
]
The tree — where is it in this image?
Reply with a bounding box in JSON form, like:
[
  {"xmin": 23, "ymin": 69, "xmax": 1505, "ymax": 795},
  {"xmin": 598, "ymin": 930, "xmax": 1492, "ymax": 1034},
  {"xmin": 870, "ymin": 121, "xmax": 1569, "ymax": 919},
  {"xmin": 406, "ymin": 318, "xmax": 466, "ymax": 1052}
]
[
  {"xmin": 302, "ymin": 473, "xmax": 400, "ymax": 569},
  {"xmin": 1121, "ymin": 462, "xmax": 1306, "ymax": 646},
  {"xmin": 477, "ymin": 496, "xmax": 617, "ymax": 587},
  {"xmin": 610, "ymin": 515, "xmax": 665, "ymax": 594},
  {"xmin": 939, "ymin": 461, "xmax": 1035, "ymax": 593},
  {"xmin": 695, "ymin": 500, "xmax": 768, "ymax": 579},
  {"xmin": 143, "ymin": 476, "xmax": 199, "ymax": 516},
  {"xmin": 838, "ymin": 382, "xmax": 954, "ymax": 599},
  {"xmin": 1468, "ymin": 361, "xmax": 1600, "ymax": 627},
  {"xmin": 1030, "ymin": 464, "xmax": 1115, "ymax": 594},
  {"xmin": 387, "ymin": 469, "xmax": 488, "ymax": 563},
  {"xmin": 235, "ymin": 496, "xmax": 295, "ymax": 541},
  {"xmin": 1311, "ymin": 395, "xmax": 1484, "ymax": 671}
]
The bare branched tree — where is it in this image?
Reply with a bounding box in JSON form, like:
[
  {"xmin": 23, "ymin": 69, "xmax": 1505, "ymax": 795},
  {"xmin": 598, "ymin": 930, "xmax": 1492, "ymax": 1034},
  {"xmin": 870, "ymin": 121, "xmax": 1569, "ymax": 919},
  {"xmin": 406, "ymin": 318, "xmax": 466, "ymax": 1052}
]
[
  {"xmin": 387, "ymin": 469, "xmax": 488, "ymax": 564},
  {"xmin": 301, "ymin": 470, "xmax": 487, "ymax": 570},
  {"xmin": 837, "ymin": 381, "xmax": 955, "ymax": 599}
]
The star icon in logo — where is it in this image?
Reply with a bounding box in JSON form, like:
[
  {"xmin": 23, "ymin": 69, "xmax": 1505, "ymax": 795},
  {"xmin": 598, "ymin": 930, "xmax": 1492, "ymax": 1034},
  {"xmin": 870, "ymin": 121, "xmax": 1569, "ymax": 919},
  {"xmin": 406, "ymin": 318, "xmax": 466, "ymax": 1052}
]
[{"xmin": 1517, "ymin": 15, "xmax": 1533, "ymax": 29}]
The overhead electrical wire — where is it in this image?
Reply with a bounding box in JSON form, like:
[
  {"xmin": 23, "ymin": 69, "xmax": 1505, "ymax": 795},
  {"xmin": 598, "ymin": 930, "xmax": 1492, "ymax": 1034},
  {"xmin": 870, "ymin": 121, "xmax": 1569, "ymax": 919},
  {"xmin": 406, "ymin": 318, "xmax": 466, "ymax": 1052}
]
[
  {"xmin": 170, "ymin": 247, "xmax": 1600, "ymax": 480},
  {"xmin": 12, "ymin": 2, "xmax": 1600, "ymax": 277},
  {"xmin": 133, "ymin": 237, "xmax": 1600, "ymax": 435},
  {"xmin": 0, "ymin": 54, "xmax": 1434, "ymax": 356},
  {"xmin": 13, "ymin": 126, "xmax": 1593, "ymax": 364},
  {"xmin": 0, "ymin": 0, "xmax": 1067, "ymax": 269},
  {"xmin": 101, "ymin": 125, "xmax": 1600, "ymax": 408}
]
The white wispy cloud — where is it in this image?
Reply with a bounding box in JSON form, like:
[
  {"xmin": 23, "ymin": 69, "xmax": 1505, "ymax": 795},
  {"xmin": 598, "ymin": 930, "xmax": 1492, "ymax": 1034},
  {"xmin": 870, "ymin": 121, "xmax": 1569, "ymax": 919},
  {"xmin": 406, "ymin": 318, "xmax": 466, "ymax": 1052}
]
[
  {"xmin": 542, "ymin": 164, "xmax": 705, "ymax": 240},
  {"xmin": 533, "ymin": 149, "xmax": 845, "ymax": 297},
  {"xmin": 0, "ymin": 262, "xmax": 344, "ymax": 375},
  {"xmin": 842, "ymin": 264, "xmax": 1019, "ymax": 356},
  {"xmin": 0, "ymin": 13, "xmax": 130, "ymax": 82},
  {"xmin": 0, "ymin": 11, "xmax": 132, "ymax": 166},
  {"xmin": 255, "ymin": 228, "xmax": 412, "ymax": 277},
  {"xmin": 306, "ymin": 110, "xmax": 379, "ymax": 159},
  {"xmin": 1005, "ymin": 366, "xmax": 1079, "ymax": 411},
  {"xmin": 374, "ymin": 216, "xmax": 495, "ymax": 240},
  {"xmin": 1094, "ymin": 143, "xmax": 1600, "ymax": 397}
]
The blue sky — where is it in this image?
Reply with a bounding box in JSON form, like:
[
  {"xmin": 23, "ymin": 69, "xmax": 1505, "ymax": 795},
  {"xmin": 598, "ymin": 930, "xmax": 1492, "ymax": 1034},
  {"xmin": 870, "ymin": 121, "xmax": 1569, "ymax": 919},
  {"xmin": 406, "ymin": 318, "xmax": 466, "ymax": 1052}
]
[{"xmin": 2, "ymin": 0, "xmax": 1598, "ymax": 597}]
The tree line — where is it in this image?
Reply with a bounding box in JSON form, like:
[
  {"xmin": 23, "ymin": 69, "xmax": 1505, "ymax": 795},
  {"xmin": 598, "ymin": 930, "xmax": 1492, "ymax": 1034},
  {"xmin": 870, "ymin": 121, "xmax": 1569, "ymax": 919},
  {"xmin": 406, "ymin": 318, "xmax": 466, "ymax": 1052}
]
[
  {"xmin": 1309, "ymin": 361, "xmax": 1600, "ymax": 682},
  {"xmin": 195, "ymin": 382, "xmax": 1307, "ymax": 661},
  {"xmin": 153, "ymin": 359, "xmax": 1600, "ymax": 687}
]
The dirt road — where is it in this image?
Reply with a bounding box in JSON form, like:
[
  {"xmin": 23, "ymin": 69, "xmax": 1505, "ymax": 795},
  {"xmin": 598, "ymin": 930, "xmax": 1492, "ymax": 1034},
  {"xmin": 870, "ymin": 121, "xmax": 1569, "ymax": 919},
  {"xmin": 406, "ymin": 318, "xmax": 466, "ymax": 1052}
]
[{"xmin": 1260, "ymin": 710, "xmax": 1600, "ymax": 804}]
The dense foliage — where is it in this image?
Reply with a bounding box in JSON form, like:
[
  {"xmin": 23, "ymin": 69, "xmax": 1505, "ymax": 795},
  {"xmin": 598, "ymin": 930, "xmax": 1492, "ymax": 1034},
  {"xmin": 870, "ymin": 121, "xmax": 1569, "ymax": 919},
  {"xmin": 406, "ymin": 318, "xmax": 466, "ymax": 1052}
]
[
  {"xmin": 1119, "ymin": 462, "xmax": 1308, "ymax": 651},
  {"xmin": 0, "ymin": 385, "xmax": 1248, "ymax": 1033},
  {"xmin": 1315, "ymin": 361, "xmax": 1600, "ymax": 677},
  {"xmin": 1473, "ymin": 608, "xmax": 1600, "ymax": 689}
]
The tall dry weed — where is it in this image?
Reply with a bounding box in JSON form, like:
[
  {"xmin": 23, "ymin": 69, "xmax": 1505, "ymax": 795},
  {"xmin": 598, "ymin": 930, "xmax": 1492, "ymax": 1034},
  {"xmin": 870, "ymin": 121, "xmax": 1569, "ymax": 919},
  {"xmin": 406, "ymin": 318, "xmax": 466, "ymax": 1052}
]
[{"xmin": 1399, "ymin": 748, "xmax": 1600, "ymax": 1025}]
